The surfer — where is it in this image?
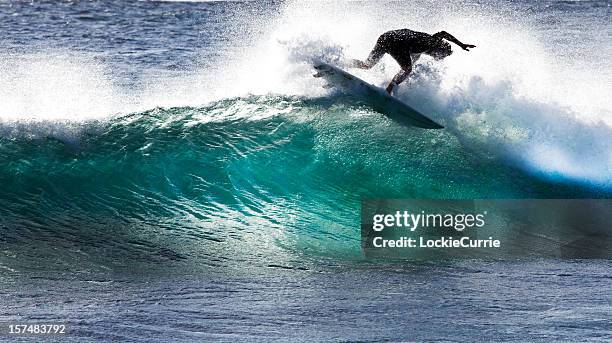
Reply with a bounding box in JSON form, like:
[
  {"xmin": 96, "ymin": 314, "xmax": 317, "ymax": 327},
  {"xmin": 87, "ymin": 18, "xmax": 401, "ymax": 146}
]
[{"xmin": 350, "ymin": 29, "xmax": 476, "ymax": 94}]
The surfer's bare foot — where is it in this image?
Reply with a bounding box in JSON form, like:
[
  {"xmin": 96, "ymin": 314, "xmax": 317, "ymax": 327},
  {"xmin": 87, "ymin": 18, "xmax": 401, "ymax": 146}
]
[{"xmin": 349, "ymin": 59, "xmax": 366, "ymax": 69}]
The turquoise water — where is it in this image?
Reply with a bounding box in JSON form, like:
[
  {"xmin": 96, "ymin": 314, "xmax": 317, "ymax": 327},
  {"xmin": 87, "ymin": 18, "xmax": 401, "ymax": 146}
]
[{"xmin": 2, "ymin": 96, "xmax": 607, "ymax": 273}]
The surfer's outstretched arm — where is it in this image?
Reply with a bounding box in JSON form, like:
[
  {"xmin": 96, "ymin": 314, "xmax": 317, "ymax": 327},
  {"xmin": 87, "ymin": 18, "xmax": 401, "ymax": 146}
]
[
  {"xmin": 386, "ymin": 65, "xmax": 412, "ymax": 94},
  {"xmin": 433, "ymin": 31, "xmax": 476, "ymax": 51}
]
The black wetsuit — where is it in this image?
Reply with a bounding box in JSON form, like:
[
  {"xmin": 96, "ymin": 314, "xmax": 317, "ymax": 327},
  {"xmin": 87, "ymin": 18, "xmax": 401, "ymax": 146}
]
[{"xmin": 368, "ymin": 29, "xmax": 439, "ymax": 68}]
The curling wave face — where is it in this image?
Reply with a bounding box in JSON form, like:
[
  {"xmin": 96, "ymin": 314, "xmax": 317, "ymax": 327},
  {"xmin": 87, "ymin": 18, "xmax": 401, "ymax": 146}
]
[{"xmin": 0, "ymin": 96, "xmax": 609, "ymax": 273}]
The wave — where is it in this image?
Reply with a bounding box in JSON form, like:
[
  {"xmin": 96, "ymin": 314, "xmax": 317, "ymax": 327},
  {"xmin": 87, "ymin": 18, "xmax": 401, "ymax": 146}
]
[
  {"xmin": 0, "ymin": 96, "xmax": 609, "ymax": 273},
  {"xmin": 0, "ymin": 0, "xmax": 610, "ymax": 272},
  {"xmin": 2, "ymin": 0, "xmax": 610, "ymax": 186}
]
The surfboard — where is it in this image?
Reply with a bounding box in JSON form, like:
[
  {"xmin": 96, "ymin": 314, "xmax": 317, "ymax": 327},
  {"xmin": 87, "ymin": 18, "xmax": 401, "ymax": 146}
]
[{"xmin": 313, "ymin": 62, "xmax": 444, "ymax": 129}]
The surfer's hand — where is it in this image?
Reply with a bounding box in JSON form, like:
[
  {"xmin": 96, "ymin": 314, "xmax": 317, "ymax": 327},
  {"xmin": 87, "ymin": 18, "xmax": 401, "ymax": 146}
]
[{"xmin": 461, "ymin": 44, "xmax": 476, "ymax": 51}]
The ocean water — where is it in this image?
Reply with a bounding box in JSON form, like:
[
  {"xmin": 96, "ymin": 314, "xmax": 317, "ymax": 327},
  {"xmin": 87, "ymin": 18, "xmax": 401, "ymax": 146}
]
[{"xmin": 0, "ymin": 0, "xmax": 611, "ymax": 341}]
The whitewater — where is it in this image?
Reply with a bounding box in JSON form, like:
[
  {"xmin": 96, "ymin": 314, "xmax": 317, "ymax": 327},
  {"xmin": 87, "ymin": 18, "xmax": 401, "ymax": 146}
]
[{"xmin": 1, "ymin": 1, "xmax": 611, "ymax": 186}]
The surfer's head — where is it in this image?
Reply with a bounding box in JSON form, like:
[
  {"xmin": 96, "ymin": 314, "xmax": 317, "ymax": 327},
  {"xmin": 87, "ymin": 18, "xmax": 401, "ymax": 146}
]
[{"xmin": 428, "ymin": 39, "xmax": 452, "ymax": 60}]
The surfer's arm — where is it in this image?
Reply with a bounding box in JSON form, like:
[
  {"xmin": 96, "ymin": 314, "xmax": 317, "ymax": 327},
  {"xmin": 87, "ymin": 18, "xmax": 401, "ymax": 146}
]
[
  {"xmin": 433, "ymin": 31, "xmax": 476, "ymax": 51},
  {"xmin": 386, "ymin": 65, "xmax": 411, "ymax": 94}
]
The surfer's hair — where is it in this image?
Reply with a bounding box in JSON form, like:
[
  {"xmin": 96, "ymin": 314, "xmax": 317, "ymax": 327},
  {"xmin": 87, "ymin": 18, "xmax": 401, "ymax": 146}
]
[{"xmin": 429, "ymin": 39, "xmax": 452, "ymax": 59}]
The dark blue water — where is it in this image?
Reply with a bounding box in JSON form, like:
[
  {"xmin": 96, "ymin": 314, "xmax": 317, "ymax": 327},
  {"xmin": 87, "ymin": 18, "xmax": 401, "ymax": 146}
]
[
  {"xmin": 0, "ymin": 0, "xmax": 611, "ymax": 341},
  {"xmin": 3, "ymin": 260, "xmax": 611, "ymax": 342}
]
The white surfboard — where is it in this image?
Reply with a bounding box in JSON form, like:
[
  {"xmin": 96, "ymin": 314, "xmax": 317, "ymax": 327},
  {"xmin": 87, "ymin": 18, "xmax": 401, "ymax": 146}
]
[{"xmin": 314, "ymin": 62, "xmax": 443, "ymax": 129}]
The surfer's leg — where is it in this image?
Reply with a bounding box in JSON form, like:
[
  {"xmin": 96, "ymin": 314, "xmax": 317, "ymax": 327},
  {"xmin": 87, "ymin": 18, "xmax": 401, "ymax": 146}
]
[
  {"xmin": 350, "ymin": 37, "xmax": 386, "ymax": 69},
  {"xmin": 392, "ymin": 69, "xmax": 410, "ymax": 84},
  {"xmin": 386, "ymin": 67, "xmax": 412, "ymax": 94},
  {"xmin": 349, "ymin": 50, "xmax": 384, "ymax": 69}
]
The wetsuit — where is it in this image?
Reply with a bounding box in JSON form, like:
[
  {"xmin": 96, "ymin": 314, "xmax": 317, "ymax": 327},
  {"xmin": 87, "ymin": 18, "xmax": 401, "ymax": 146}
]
[{"xmin": 366, "ymin": 29, "xmax": 441, "ymax": 68}]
